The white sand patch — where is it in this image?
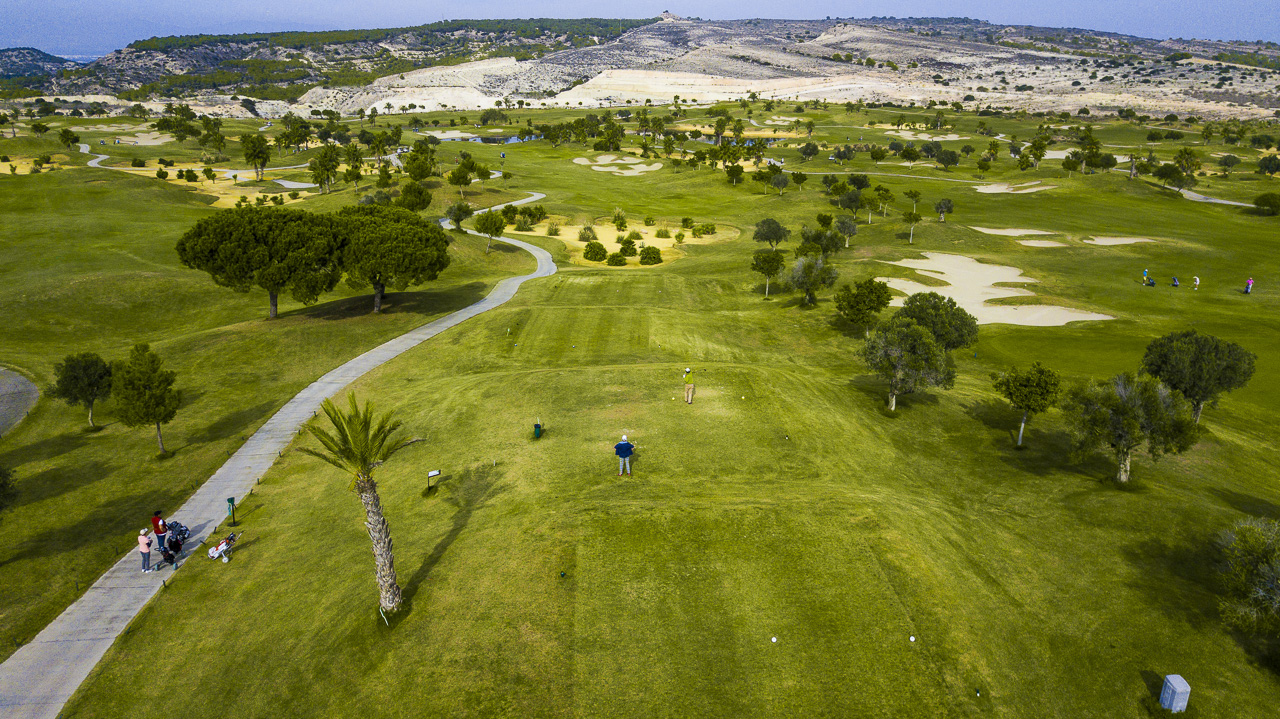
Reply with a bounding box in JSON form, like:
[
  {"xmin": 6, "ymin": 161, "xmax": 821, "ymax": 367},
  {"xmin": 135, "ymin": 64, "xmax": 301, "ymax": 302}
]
[
  {"xmin": 886, "ymin": 130, "xmax": 971, "ymax": 142},
  {"xmin": 896, "ymin": 161, "xmax": 933, "ymax": 167},
  {"xmin": 1085, "ymin": 236, "xmax": 1156, "ymax": 246},
  {"xmin": 1018, "ymin": 240, "xmax": 1068, "ymax": 247},
  {"xmin": 421, "ymin": 129, "xmax": 476, "ymax": 140},
  {"xmin": 118, "ymin": 131, "xmax": 172, "ymax": 146},
  {"xmin": 878, "ymin": 252, "xmax": 1112, "ymax": 326},
  {"xmin": 762, "ymin": 115, "xmax": 803, "ymax": 125},
  {"xmin": 974, "ymin": 181, "xmax": 1057, "ymax": 194},
  {"xmin": 969, "ymin": 226, "xmax": 1056, "ymax": 236},
  {"xmin": 1041, "ymin": 149, "xmax": 1071, "ymax": 160},
  {"xmin": 574, "ymin": 154, "xmax": 662, "ymax": 176}
]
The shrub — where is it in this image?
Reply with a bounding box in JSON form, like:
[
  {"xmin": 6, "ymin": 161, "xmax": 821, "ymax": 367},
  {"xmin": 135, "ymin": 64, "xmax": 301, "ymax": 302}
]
[
  {"xmin": 288, "ymin": 191, "xmax": 300, "ymax": 199},
  {"xmin": 583, "ymin": 241, "xmax": 607, "ymax": 261},
  {"xmin": 501, "ymin": 204, "xmax": 518, "ymax": 222},
  {"xmin": 1216, "ymin": 517, "xmax": 1280, "ymax": 636},
  {"xmin": 643, "ymin": 216, "xmax": 656, "ymax": 226},
  {"xmin": 626, "ymin": 230, "xmax": 642, "ymax": 242},
  {"xmin": 546, "ymin": 222, "xmax": 561, "ymax": 236},
  {"xmin": 674, "ymin": 232, "xmax": 686, "ymax": 244},
  {"xmin": 155, "ymin": 169, "xmax": 169, "ymax": 179},
  {"xmin": 655, "ymin": 228, "xmax": 671, "ymax": 238},
  {"xmin": 619, "ymin": 238, "xmax": 638, "ymax": 257},
  {"xmin": 578, "ymin": 226, "xmax": 598, "ymax": 242},
  {"xmin": 639, "ymin": 246, "xmax": 662, "ymax": 265},
  {"xmin": 130, "ymin": 158, "xmax": 145, "ymax": 167},
  {"xmin": 0, "ymin": 155, "xmax": 7, "ymax": 162},
  {"xmin": 696, "ymin": 223, "xmax": 716, "ymax": 235},
  {"xmin": 1255, "ymin": 192, "xmax": 1280, "ymax": 216},
  {"xmin": 681, "ymin": 217, "xmax": 695, "ymax": 228},
  {"xmin": 271, "ymin": 195, "xmax": 284, "ymax": 205},
  {"xmin": 606, "ymin": 252, "xmax": 627, "ymax": 266}
]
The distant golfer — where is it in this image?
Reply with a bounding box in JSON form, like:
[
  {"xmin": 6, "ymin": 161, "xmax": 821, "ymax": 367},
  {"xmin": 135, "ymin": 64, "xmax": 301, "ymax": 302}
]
[
  {"xmin": 1246, "ymin": 277, "xmax": 1254, "ymax": 294},
  {"xmin": 683, "ymin": 367, "xmax": 695, "ymax": 404},
  {"xmin": 615, "ymin": 434, "xmax": 634, "ymax": 476},
  {"xmin": 1142, "ymin": 268, "xmax": 1149, "ymax": 284},
  {"xmin": 1193, "ymin": 276, "xmax": 1200, "ymax": 290}
]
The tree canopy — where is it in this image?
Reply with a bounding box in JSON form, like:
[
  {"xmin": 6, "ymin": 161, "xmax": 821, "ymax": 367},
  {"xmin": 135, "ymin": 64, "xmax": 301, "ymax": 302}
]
[
  {"xmin": 754, "ymin": 218, "xmax": 790, "ymax": 249},
  {"xmin": 1064, "ymin": 372, "xmax": 1198, "ymax": 483},
  {"xmin": 860, "ymin": 317, "xmax": 955, "ymax": 411},
  {"xmin": 1140, "ymin": 329, "xmax": 1255, "ymax": 423},
  {"xmin": 894, "ymin": 292, "xmax": 978, "ymax": 351},
  {"xmin": 473, "ymin": 210, "xmax": 507, "ymax": 254},
  {"xmin": 835, "ymin": 279, "xmax": 892, "ymax": 335},
  {"xmin": 750, "ymin": 249, "xmax": 785, "ymax": 298},
  {"xmin": 49, "ymin": 352, "xmax": 112, "ymax": 427},
  {"xmin": 112, "ymin": 343, "xmax": 182, "ymax": 455},
  {"xmin": 991, "ymin": 362, "xmax": 1062, "ymax": 446},
  {"xmin": 337, "ymin": 205, "xmax": 451, "ymax": 313},
  {"xmin": 176, "ymin": 207, "xmax": 343, "ymax": 318},
  {"xmin": 790, "ymin": 255, "xmax": 838, "ymax": 306}
]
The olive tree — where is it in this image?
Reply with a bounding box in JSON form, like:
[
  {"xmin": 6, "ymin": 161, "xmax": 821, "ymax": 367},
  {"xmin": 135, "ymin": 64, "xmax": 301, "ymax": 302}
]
[
  {"xmin": 860, "ymin": 317, "xmax": 955, "ymax": 411},
  {"xmin": 991, "ymin": 362, "xmax": 1062, "ymax": 446},
  {"xmin": 49, "ymin": 353, "xmax": 112, "ymax": 427},
  {"xmin": 834, "ymin": 279, "xmax": 892, "ymax": 336},
  {"xmin": 1064, "ymin": 372, "xmax": 1198, "ymax": 483},
  {"xmin": 750, "ymin": 249, "xmax": 785, "ymax": 298},
  {"xmin": 895, "ymin": 292, "xmax": 978, "ymax": 351},
  {"xmin": 790, "ymin": 255, "xmax": 838, "ymax": 306}
]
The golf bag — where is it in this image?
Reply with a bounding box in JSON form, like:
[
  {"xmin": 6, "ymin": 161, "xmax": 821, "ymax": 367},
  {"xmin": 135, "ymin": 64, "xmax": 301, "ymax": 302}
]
[{"xmin": 207, "ymin": 532, "xmax": 239, "ymax": 563}]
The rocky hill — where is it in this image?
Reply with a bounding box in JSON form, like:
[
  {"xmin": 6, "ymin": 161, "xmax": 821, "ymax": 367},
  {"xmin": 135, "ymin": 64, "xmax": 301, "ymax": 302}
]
[{"xmin": 0, "ymin": 47, "xmax": 81, "ymax": 78}]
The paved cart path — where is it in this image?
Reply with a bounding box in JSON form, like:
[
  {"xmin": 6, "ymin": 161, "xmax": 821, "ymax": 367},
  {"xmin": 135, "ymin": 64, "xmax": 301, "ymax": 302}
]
[
  {"xmin": 0, "ymin": 369, "xmax": 38, "ymax": 438},
  {"xmin": 0, "ymin": 191, "xmax": 553, "ymax": 719}
]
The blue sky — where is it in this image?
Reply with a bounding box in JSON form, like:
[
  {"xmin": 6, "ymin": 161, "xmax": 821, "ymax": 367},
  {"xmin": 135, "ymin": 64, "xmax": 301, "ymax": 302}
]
[{"xmin": 2, "ymin": 1, "xmax": 1277, "ymax": 58}]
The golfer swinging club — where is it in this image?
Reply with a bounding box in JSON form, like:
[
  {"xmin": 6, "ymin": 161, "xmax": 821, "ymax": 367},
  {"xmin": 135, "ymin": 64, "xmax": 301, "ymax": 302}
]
[
  {"xmin": 683, "ymin": 367, "xmax": 695, "ymax": 404},
  {"xmin": 615, "ymin": 434, "xmax": 634, "ymax": 476}
]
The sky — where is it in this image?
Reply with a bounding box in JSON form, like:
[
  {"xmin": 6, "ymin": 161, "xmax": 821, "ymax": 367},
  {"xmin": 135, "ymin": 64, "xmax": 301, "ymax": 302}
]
[{"xmin": 2, "ymin": 0, "xmax": 1277, "ymax": 58}]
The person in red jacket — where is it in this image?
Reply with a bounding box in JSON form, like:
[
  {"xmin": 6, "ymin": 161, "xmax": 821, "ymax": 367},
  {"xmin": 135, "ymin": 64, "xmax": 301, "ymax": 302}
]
[{"xmin": 151, "ymin": 511, "xmax": 167, "ymax": 554}]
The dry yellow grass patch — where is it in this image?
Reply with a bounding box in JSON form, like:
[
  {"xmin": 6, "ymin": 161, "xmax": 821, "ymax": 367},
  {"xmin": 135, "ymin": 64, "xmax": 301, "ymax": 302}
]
[{"xmin": 506, "ymin": 216, "xmax": 739, "ymax": 268}]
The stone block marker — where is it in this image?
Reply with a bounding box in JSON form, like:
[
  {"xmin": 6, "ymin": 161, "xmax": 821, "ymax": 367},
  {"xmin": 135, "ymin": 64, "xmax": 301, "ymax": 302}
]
[{"xmin": 1160, "ymin": 674, "xmax": 1190, "ymax": 713}]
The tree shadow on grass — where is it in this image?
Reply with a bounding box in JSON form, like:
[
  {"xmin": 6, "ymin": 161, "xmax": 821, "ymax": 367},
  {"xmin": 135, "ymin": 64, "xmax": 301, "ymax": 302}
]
[
  {"xmin": 0, "ymin": 489, "xmax": 171, "ymax": 571},
  {"xmin": 184, "ymin": 401, "xmax": 275, "ymax": 446},
  {"xmin": 1209, "ymin": 488, "xmax": 1280, "ymax": 520},
  {"xmin": 1119, "ymin": 534, "xmax": 1220, "ymax": 631},
  {"xmin": 0, "ymin": 429, "xmax": 94, "ymax": 470},
  {"xmin": 846, "ymin": 375, "xmax": 938, "ymax": 418},
  {"xmin": 402, "ymin": 464, "xmax": 509, "ymax": 608},
  {"xmin": 280, "ymin": 281, "xmax": 489, "ymax": 322},
  {"xmin": 10, "ymin": 459, "xmax": 114, "ymax": 509}
]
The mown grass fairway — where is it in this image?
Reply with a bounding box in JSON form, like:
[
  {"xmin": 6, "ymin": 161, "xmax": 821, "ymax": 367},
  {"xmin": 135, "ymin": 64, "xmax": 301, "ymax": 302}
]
[{"xmin": 2, "ymin": 103, "xmax": 1279, "ymax": 716}]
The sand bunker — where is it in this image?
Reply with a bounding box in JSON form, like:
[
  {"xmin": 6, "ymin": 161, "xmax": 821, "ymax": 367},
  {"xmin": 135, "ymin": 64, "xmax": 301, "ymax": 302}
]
[
  {"xmin": 974, "ymin": 181, "xmax": 1057, "ymax": 194},
  {"xmin": 969, "ymin": 227, "xmax": 1056, "ymax": 236},
  {"xmin": 885, "ymin": 130, "xmax": 971, "ymax": 142},
  {"xmin": 421, "ymin": 129, "xmax": 476, "ymax": 140},
  {"xmin": 1085, "ymin": 237, "xmax": 1155, "ymax": 246},
  {"xmin": 878, "ymin": 252, "xmax": 1111, "ymax": 326},
  {"xmin": 762, "ymin": 115, "xmax": 803, "ymax": 125},
  {"xmin": 118, "ymin": 131, "xmax": 173, "ymax": 146},
  {"xmin": 1018, "ymin": 240, "xmax": 1068, "ymax": 247},
  {"xmin": 573, "ymin": 154, "xmax": 663, "ymax": 176}
]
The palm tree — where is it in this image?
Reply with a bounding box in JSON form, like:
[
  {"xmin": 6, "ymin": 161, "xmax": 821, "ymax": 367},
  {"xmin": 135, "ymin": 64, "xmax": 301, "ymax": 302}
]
[{"xmin": 300, "ymin": 393, "xmax": 420, "ymax": 613}]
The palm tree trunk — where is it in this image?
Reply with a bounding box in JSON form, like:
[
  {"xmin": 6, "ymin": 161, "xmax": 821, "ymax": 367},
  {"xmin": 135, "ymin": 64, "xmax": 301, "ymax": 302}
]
[{"xmin": 356, "ymin": 477, "xmax": 403, "ymax": 612}]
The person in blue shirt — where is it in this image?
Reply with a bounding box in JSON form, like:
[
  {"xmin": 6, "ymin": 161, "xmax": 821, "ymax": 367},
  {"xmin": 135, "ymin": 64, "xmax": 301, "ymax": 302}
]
[{"xmin": 615, "ymin": 434, "xmax": 634, "ymax": 475}]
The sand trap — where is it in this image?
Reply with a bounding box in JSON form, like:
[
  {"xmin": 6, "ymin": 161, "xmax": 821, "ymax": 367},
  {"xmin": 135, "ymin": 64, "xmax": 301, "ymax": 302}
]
[
  {"xmin": 1018, "ymin": 240, "xmax": 1068, "ymax": 247},
  {"xmin": 421, "ymin": 129, "xmax": 476, "ymax": 140},
  {"xmin": 1085, "ymin": 237, "xmax": 1155, "ymax": 246},
  {"xmin": 118, "ymin": 131, "xmax": 173, "ymax": 146},
  {"xmin": 974, "ymin": 181, "xmax": 1057, "ymax": 194},
  {"xmin": 1041, "ymin": 149, "xmax": 1071, "ymax": 160},
  {"xmin": 574, "ymin": 154, "xmax": 662, "ymax": 176},
  {"xmin": 969, "ymin": 227, "xmax": 1056, "ymax": 236},
  {"xmin": 878, "ymin": 252, "xmax": 1112, "ymax": 326},
  {"xmin": 762, "ymin": 115, "xmax": 802, "ymax": 125},
  {"xmin": 885, "ymin": 130, "xmax": 971, "ymax": 142}
]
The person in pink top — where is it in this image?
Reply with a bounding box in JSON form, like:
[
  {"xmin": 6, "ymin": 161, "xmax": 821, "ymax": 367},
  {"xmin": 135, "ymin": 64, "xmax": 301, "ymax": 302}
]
[
  {"xmin": 137, "ymin": 529, "xmax": 153, "ymax": 573},
  {"xmin": 1245, "ymin": 277, "xmax": 1254, "ymax": 294}
]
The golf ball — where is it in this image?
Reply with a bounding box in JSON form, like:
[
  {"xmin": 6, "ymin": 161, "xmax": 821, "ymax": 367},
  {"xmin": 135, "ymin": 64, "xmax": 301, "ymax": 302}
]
[
  {"xmin": 771, "ymin": 637, "xmax": 777, "ymax": 643},
  {"xmin": 910, "ymin": 636, "xmax": 916, "ymax": 642}
]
